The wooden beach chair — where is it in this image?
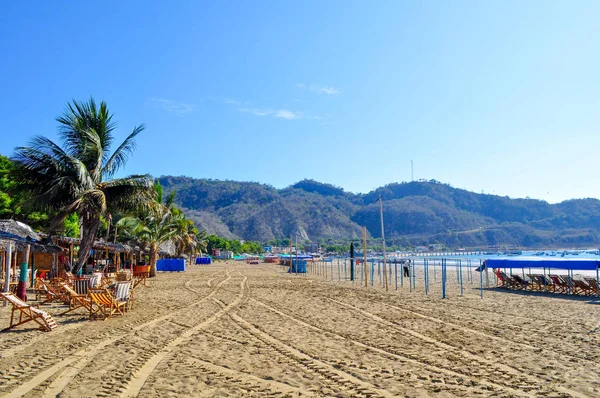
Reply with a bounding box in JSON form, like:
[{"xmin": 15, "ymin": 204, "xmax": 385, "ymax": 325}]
[
  {"xmin": 0, "ymin": 292, "xmax": 58, "ymax": 332},
  {"xmin": 116, "ymin": 270, "xmax": 132, "ymax": 282},
  {"xmin": 64, "ymin": 271, "xmax": 75, "ymax": 285},
  {"xmin": 132, "ymin": 271, "xmax": 148, "ymax": 289},
  {"xmin": 571, "ymin": 277, "xmax": 593, "ymax": 296},
  {"xmin": 1, "ymin": 281, "xmax": 18, "ymax": 294},
  {"xmin": 113, "ymin": 281, "xmax": 133, "ymax": 311},
  {"xmin": 34, "ymin": 278, "xmax": 66, "ymax": 304},
  {"xmin": 73, "ymin": 278, "xmax": 89, "ymax": 296},
  {"xmin": 526, "ymin": 274, "xmax": 547, "ymax": 291},
  {"xmin": 584, "ymin": 277, "xmax": 600, "ymax": 296},
  {"xmin": 511, "ymin": 274, "xmax": 530, "ymax": 290},
  {"xmin": 89, "ymin": 274, "xmax": 102, "ymax": 288},
  {"xmin": 89, "ymin": 288, "xmax": 126, "ymax": 319},
  {"xmin": 495, "ymin": 270, "xmax": 509, "ymax": 288},
  {"xmin": 497, "ymin": 271, "xmax": 521, "ymax": 289},
  {"xmin": 548, "ymin": 275, "xmax": 569, "ymax": 294},
  {"xmin": 60, "ymin": 283, "xmax": 93, "ymax": 315}
]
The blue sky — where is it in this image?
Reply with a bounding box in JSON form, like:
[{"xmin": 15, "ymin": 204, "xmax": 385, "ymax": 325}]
[{"xmin": 1, "ymin": 1, "xmax": 599, "ymax": 203}]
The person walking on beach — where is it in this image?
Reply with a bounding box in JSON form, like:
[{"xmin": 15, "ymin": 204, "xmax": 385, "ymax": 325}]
[{"xmin": 403, "ymin": 259, "xmax": 410, "ymax": 277}]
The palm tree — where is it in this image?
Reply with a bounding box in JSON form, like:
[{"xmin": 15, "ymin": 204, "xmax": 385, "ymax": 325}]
[
  {"xmin": 118, "ymin": 183, "xmax": 178, "ymax": 277},
  {"xmin": 11, "ymin": 98, "xmax": 153, "ymax": 274},
  {"xmin": 173, "ymin": 218, "xmax": 203, "ymax": 259}
]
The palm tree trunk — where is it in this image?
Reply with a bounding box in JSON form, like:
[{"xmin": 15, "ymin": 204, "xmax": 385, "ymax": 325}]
[
  {"xmin": 75, "ymin": 214, "xmax": 101, "ymax": 274},
  {"xmin": 17, "ymin": 244, "xmax": 30, "ymax": 301},
  {"xmin": 149, "ymin": 242, "xmax": 158, "ymax": 277}
]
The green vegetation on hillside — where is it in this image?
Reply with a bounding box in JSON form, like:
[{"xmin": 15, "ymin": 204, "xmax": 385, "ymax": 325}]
[{"xmin": 158, "ymin": 177, "xmax": 600, "ymax": 248}]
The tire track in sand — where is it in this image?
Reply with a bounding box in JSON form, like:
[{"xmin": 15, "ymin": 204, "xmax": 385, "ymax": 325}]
[
  {"xmin": 327, "ymin": 297, "xmax": 587, "ymax": 398},
  {"xmin": 118, "ymin": 273, "xmax": 248, "ymax": 398},
  {"xmin": 249, "ymin": 297, "xmax": 533, "ymax": 397},
  {"xmin": 0, "ymin": 270, "xmax": 224, "ymax": 364},
  {"xmin": 217, "ymin": 298, "xmax": 395, "ymax": 398},
  {"xmin": 1, "ymin": 270, "xmax": 232, "ymax": 398},
  {"xmin": 174, "ymin": 354, "xmax": 316, "ymax": 397},
  {"xmin": 376, "ymin": 300, "xmax": 591, "ymax": 362}
]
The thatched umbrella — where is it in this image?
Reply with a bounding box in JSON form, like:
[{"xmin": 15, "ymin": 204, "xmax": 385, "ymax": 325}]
[{"xmin": 0, "ymin": 220, "xmax": 61, "ymax": 301}]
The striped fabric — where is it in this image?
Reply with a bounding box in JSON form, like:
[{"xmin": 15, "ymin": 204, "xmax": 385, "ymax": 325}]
[
  {"xmin": 89, "ymin": 275, "xmax": 102, "ymax": 288},
  {"xmin": 114, "ymin": 282, "xmax": 131, "ymax": 306},
  {"xmin": 74, "ymin": 279, "xmax": 89, "ymax": 295}
]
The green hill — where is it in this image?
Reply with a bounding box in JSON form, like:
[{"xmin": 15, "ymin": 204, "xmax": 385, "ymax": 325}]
[{"xmin": 157, "ymin": 177, "xmax": 600, "ymax": 248}]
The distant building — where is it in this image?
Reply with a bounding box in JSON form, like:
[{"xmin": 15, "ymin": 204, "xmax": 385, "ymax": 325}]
[{"xmin": 304, "ymin": 242, "xmax": 320, "ymax": 253}]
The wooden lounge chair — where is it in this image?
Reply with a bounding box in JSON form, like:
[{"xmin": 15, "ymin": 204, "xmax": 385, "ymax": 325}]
[
  {"xmin": 511, "ymin": 274, "xmax": 531, "ymax": 290},
  {"xmin": 64, "ymin": 271, "xmax": 75, "ymax": 285},
  {"xmin": 495, "ymin": 270, "xmax": 509, "ymax": 288},
  {"xmin": 0, "ymin": 292, "xmax": 58, "ymax": 332},
  {"xmin": 527, "ymin": 274, "xmax": 554, "ymax": 291},
  {"xmin": 0, "ymin": 281, "xmax": 18, "ymax": 294},
  {"xmin": 572, "ymin": 277, "xmax": 593, "ymax": 296},
  {"xmin": 496, "ymin": 271, "xmax": 522, "ymax": 289},
  {"xmin": 34, "ymin": 278, "xmax": 66, "ymax": 304},
  {"xmin": 89, "ymin": 288, "xmax": 126, "ymax": 319},
  {"xmin": 548, "ymin": 275, "xmax": 569, "ymax": 294},
  {"xmin": 132, "ymin": 271, "xmax": 148, "ymax": 289},
  {"xmin": 113, "ymin": 281, "xmax": 133, "ymax": 311},
  {"xmin": 116, "ymin": 270, "xmax": 132, "ymax": 282},
  {"xmin": 89, "ymin": 274, "xmax": 102, "ymax": 288},
  {"xmin": 73, "ymin": 278, "xmax": 89, "ymax": 296},
  {"xmin": 584, "ymin": 277, "xmax": 600, "ymax": 296},
  {"xmin": 60, "ymin": 283, "xmax": 93, "ymax": 315}
]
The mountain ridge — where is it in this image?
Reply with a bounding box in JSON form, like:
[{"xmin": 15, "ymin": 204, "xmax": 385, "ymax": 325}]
[{"xmin": 157, "ymin": 176, "xmax": 600, "ymax": 248}]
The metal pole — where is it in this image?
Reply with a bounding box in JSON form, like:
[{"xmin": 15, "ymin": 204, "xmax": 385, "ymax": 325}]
[
  {"xmin": 350, "ymin": 242, "xmax": 355, "ymax": 282},
  {"xmin": 378, "ymin": 196, "xmax": 388, "ymax": 291},
  {"xmin": 363, "ymin": 226, "xmax": 368, "ymax": 287},
  {"xmin": 394, "ymin": 259, "xmax": 398, "ymax": 291},
  {"xmin": 400, "ymin": 259, "xmax": 404, "ymax": 287},
  {"xmin": 410, "ymin": 261, "xmax": 417, "ymax": 289},
  {"xmin": 442, "ymin": 258, "xmax": 447, "ymax": 299},
  {"xmin": 425, "ymin": 259, "xmax": 429, "ymax": 296},
  {"xmin": 459, "ymin": 259, "xmax": 464, "ymax": 296},
  {"xmin": 479, "ymin": 260, "xmax": 483, "ymax": 299},
  {"xmin": 344, "ymin": 258, "xmax": 347, "ymax": 281}
]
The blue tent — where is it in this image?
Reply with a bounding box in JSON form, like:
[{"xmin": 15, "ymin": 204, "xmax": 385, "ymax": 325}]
[{"xmin": 486, "ymin": 258, "xmax": 600, "ymax": 271}]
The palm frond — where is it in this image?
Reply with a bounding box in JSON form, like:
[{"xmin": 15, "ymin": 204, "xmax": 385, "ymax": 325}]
[
  {"xmin": 102, "ymin": 124, "xmax": 144, "ymax": 178},
  {"xmin": 103, "ymin": 174, "xmax": 154, "ymax": 215}
]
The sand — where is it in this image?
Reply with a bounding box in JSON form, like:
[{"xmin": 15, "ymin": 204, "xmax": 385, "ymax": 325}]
[{"xmin": 1, "ymin": 261, "xmax": 600, "ymax": 397}]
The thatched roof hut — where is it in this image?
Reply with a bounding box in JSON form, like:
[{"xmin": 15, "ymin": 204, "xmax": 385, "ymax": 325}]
[{"xmin": 0, "ymin": 220, "xmax": 62, "ymax": 253}]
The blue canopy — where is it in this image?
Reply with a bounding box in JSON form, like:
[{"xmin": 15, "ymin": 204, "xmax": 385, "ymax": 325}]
[
  {"xmin": 486, "ymin": 258, "xmax": 600, "ymax": 271},
  {"xmin": 279, "ymin": 254, "xmax": 313, "ymax": 259}
]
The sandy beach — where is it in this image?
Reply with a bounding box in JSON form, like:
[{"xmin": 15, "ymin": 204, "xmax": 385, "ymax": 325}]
[{"xmin": 1, "ymin": 261, "xmax": 600, "ymax": 397}]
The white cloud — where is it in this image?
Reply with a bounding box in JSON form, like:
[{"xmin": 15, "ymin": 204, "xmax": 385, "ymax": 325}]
[
  {"xmin": 238, "ymin": 107, "xmax": 303, "ymax": 120},
  {"xmin": 146, "ymin": 97, "xmax": 194, "ymax": 114},
  {"xmin": 238, "ymin": 107, "xmax": 274, "ymax": 117},
  {"xmin": 274, "ymin": 110, "xmax": 301, "ymax": 119},
  {"xmin": 296, "ymin": 83, "xmax": 340, "ymax": 95}
]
